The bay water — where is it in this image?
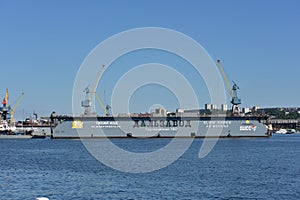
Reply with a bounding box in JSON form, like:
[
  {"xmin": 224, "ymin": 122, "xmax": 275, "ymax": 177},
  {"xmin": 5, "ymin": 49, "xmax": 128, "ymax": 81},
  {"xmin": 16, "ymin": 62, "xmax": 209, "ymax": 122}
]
[{"xmin": 0, "ymin": 135, "xmax": 299, "ymax": 199}]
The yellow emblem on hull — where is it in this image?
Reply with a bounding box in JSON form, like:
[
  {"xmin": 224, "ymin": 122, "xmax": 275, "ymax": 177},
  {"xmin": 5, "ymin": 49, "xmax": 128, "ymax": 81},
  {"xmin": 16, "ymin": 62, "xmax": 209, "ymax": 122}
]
[{"xmin": 72, "ymin": 120, "xmax": 83, "ymax": 129}]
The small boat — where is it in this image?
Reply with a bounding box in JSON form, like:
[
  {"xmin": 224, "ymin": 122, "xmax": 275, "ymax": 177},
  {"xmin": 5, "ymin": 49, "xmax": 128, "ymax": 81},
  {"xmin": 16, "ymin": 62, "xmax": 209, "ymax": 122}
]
[
  {"xmin": 275, "ymin": 129, "xmax": 288, "ymax": 134},
  {"xmin": 31, "ymin": 130, "xmax": 46, "ymax": 139},
  {"xmin": 275, "ymin": 128, "xmax": 297, "ymax": 134},
  {"xmin": 286, "ymin": 129, "xmax": 296, "ymax": 134},
  {"xmin": 31, "ymin": 134, "xmax": 46, "ymax": 139},
  {"xmin": 0, "ymin": 134, "xmax": 32, "ymax": 139}
]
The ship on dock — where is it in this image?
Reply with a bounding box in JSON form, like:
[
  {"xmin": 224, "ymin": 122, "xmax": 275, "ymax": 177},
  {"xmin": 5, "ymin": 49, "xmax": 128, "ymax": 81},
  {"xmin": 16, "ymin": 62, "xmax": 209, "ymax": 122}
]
[
  {"xmin": 15, "ymin": 115, "xmax": 51, "ymax": 136},
  {"xmin": 51, "ymin": 60, "xmax": 271, "ymax": 139},
  {"xmin": 0, "ymin": 88, "xmax": 18, "ymax": 135},
  {"xmin": 51, "ymin": 115, "xmax": 269, "ymax": 139},
  {"xmin": 0, "ymin": 89, "xmax": 49, "ymax": 138}
]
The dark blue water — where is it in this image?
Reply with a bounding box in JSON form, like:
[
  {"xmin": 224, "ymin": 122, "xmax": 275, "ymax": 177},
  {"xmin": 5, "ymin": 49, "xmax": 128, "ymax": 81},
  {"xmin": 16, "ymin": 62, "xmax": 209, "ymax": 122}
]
[{"xmin": 0, "ymin": 135, "xmax": 299, "ymax": 199}]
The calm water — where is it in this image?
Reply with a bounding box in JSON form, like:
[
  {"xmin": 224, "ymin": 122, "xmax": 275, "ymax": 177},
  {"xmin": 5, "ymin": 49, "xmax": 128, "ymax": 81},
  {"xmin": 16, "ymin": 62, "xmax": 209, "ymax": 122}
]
[{"xmin": 0, "ymin": 135, "xmax": 299, "ymax": 200}]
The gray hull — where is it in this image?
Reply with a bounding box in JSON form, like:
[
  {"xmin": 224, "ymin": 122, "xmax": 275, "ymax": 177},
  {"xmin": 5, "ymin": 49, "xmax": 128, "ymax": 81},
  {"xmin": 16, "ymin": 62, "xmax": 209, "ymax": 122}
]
[{"xmin": 52, "ymin": 116, "xmax": 270, "ymax": 138}]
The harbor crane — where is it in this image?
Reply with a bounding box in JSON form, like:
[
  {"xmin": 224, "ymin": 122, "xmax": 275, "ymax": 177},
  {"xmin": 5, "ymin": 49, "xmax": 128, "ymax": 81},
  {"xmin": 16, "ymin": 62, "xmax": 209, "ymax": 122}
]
[
  {"xmin": 217, "ymin": 60, "xmax": 241, "ymax": 116},
  {"xmin": 81, "ymin": 65, "xmax": 111, "ymax": 116},
  {"xmin": 10, "ymin": 92, "xmax": 24, "ymax": 124},
  {"xmin": 92, "ymin": 64, "xmax": 111, "ymax": 116}
]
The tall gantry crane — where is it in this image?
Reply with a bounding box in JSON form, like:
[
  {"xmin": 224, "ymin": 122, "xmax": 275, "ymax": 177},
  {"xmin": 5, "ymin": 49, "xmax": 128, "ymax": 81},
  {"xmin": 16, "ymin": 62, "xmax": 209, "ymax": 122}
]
[
  {"xmin": 217, "ymin": 60, "xmax": 241, "ymax": 116},
  {"xmin": 92, "ymin": 64, "xmax": 111, "ymax": 116},
  {"xmin": 81, "ymin": 65, "xmax": 111, "ymax": 116},
  {"xmin": 10, "ymin": 92, "xmax": 24, "ymax": 124}
]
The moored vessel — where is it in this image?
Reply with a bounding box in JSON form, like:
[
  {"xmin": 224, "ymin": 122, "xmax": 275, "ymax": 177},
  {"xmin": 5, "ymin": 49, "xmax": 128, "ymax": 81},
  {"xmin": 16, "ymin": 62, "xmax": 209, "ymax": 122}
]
[
  {"xmin": 51, "ymin": 60, "xmax": 271, "ymax": 139},
  {"xmin": 52, "ymin": 115, "xmax": 269, "ymax": 139}
]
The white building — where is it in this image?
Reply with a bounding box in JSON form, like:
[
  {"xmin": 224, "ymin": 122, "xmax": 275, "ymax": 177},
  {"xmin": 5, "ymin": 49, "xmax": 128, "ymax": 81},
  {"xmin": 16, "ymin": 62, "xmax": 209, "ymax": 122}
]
[
  {"xmin": 152, "ymin": 108, "xmax": 166, "ymax": 117},
  {"xmin": 221, "ymin": 104, "xmax": 228, "ymax": 111},
  {"xmin": 212, "ymin": 104, "xmax": 218, "ymax": 110},
  {"xmin": 242, "ymin": 107, "xmax": 251, "ymax": 114},
  {"xmin": 205, "ymin": 104, "xmax": 212, "ymax": 110}
]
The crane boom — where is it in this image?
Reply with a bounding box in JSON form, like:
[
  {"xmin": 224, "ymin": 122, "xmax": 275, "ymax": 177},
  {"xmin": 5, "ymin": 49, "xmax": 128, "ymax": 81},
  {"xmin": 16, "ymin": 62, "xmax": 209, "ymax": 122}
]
[
  {"xmin": 217, "ymin": 59, "xmax": 241, "ymax": 116},
  {"xmin": 217, "ymin": 60, "xmax": 234, "ymax": 98},
  {"xmin": 94, "ymin": 92, "xmax": 108, "ymax": 116},
  {"xmin": 10, "ymin": 92, "xmax": 24, "ymax": 124},
  {"xmin": 91, "ymin": 64, "xmax": 109, "ymax": 115},
  {"xmin": 93, "ymin": 65, "xmax": 105, "ymax": 93}
]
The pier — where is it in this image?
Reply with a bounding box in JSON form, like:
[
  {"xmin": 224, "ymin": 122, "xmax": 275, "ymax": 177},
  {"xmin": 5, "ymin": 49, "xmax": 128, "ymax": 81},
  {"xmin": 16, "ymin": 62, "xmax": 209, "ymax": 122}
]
[{"xmin": 269, "ymin": 119, "xmax": 300, "ymax": 131}]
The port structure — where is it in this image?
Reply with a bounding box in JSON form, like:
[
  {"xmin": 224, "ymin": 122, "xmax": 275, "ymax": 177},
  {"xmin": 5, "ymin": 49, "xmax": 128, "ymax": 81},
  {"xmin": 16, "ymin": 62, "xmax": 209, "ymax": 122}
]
[
  {"xmin": 1, "ymin": 88, "xmax": 10, "ymax": 120},
  {"xmin": 0, "ymin": 89, "xmax": 24, "ymax": 124},
  {"xmin": 81, "ymin": 65, "xmax": 111, "ymax": 116},
  {"xmin": 217, "ymin": 60, "xmax": 241, "ymax": 116},
  {"xmin": 10, "ymin": 92, "xmax": 24, "ymax": 124}
]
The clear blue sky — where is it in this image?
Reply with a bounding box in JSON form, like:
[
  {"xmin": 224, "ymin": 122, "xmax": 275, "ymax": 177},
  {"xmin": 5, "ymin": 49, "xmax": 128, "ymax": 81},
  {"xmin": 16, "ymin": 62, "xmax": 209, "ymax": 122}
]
[{"xmin": 0, "ymin": 0, "xmax": 299, "ymax": 119}]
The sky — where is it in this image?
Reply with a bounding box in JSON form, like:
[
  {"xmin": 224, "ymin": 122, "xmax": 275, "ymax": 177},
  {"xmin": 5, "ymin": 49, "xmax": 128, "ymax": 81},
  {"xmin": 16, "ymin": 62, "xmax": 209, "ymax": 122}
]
[{"xmin": 0, "ymin": 0, "xmax": 299, "ymax": 120}]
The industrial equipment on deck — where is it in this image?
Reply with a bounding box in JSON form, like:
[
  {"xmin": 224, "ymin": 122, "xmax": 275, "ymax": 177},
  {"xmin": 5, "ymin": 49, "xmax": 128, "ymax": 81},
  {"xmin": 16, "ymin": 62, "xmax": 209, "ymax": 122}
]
[{"xmin": 217, "ymin": 60, "xmax": 241, "ymax": 116}]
